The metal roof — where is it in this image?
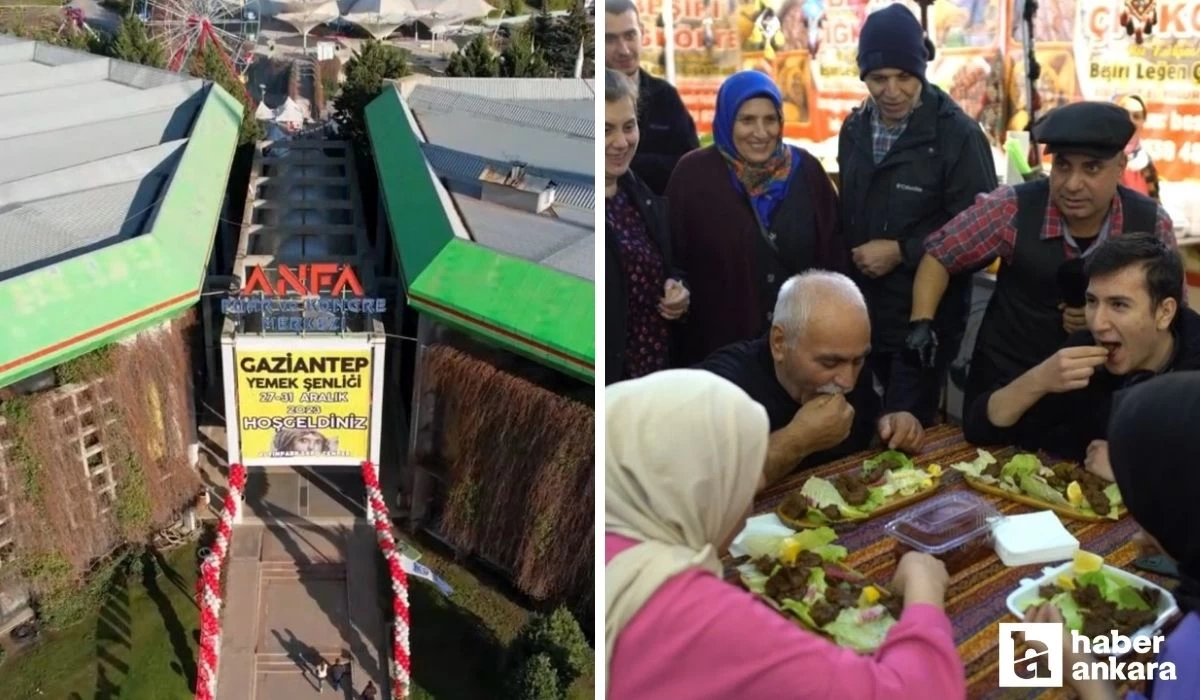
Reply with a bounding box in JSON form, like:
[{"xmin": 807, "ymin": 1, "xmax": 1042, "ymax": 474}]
[
  {"xmin": 420, "ymin": 144, "xmax": 594, "ymax": 210},
  {"xmin": 418, "ymin": 77, "xmax": 596, "ymax": 101},
  {"xmin": 0, "ymin": 36, "xmax": 242, "ymax": 388},
  {"xmin": 365, "ymin": 81, "xmax": 594, "ymax": 382}
]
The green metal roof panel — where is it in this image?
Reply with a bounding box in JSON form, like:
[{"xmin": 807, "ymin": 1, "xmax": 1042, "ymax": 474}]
[
  {"xmin": 409, "ymin": 239, "xmax": 594, "ymax": 382},
  {"xmin": 367, "ymin": 83, "xmax": 595, "ymax": 384},
  {"xmin": 365, "ymin": 86, "xmax": 455, "ymax": 289},
  {"xmin": 0, "ymin": 84, "xmax": 242, "ymax": 388}
]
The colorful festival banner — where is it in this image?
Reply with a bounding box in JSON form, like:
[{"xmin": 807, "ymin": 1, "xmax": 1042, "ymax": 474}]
[
  {"xmin": 638, "ymin": 0, "xmax": 1200, "ymax": 181},
  {"xmin": 235, "ymin": 349, "xmax": 373, "ymax": 462}
]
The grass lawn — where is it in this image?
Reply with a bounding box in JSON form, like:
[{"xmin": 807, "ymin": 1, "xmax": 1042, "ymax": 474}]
[
  {"xmin": 404, "ymin": 538, "xmax": 595, "ymax": 699},
  {"xmin": 0, "ymin": 543, "xmax": 201, "ymax": 699},
  {"xmin": 0, "ymin": 535, "xmax": 595, "ymax": 699}
]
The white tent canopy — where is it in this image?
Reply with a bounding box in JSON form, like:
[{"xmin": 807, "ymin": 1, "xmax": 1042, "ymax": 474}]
[
  {"xmin": 267, "ymin": 0, "xmax": 341, "ymax": 34},
  {"xmin": 254, "ymin": 101, "xmax": 274, "ymax": 121},
  {"xmin": 341, "ymin": 0, "xmax": 421, "ymax": 39},
  {"xmin": 273, "ymin": 96, "xmax": 306, "ymax": 127}
]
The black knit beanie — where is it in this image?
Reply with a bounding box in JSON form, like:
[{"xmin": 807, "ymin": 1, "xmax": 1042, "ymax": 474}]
[{"xmin": 857, "ymin": 4, "xmax": 930, "ymax": 81}]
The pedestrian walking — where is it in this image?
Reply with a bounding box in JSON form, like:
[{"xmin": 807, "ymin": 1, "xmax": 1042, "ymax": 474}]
[
  {"xmin": 330, "ymin": 656, "xmax": 347, "ymax": 691},
  {"xmin": 361, "ymin": 680, "xmax": 378, "ymax": 700},
  {"xmin": 315, "ymin": 659, "xmax": 329, "ymax": 692}
]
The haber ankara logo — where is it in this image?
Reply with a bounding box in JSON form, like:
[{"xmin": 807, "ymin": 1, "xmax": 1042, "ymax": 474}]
[{"xmin": 998, "ymin": 623, "xmax": 1064, "ymax": 687}]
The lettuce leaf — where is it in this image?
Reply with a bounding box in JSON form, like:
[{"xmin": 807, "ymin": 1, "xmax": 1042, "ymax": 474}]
[
  {"xmin": 779, "ymin": 598, "xmax": 817, "ymax": 628},
  {"xmin": 1002, "ymin": 454, "xmax": 1043, "ymax": 484},
  {"xmin": 1104, "ymin": 483, "xmax": 1123, "ymax": 509},
  {"xmin": 813, "ymin": 544, "xmax": 848, "ymax": 561},
  {"xmin": 1052, "ymin": 591, "xmax": 1085, "ymax": 630},
  {"xmin": 823, "ymin": 606, "xmax": 897, "ymax": 652},
  {"xmin": 741, "ymin": 567, "xmax": 769, "ymax": 595},
  {"xmin": 740, "ymin": 534, "xmax": 786, "ymax": 559},
  {"xmin": 791, "ymin": 527, "xmax": 838, "ymax": 551},
  {"xmin": 1019, "ymin": 474, "xmax": 1070, "ymax": 505},
  {"xmin": 1077, "ymin": 571, "xmax": 1153, "ymax": 611},
  {"xmin": 800, "ymin": 477, "xmax": 873, "ymax": 518},
  {"xmin": 878, "ymin": 467, "xmax": 934, "ymax": 498},
  {"xmin": 949, "ymin": 449, "xmax": 998, "ymax": 479},
  {"xmin": 863, "ymin": 450, "xmax": 914, "ymax": 476}
]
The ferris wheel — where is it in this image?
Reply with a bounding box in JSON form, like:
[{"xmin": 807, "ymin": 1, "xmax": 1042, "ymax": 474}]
[{"xmin": 138, "ymin": 0, "xmax": 261, "ymax": 76}]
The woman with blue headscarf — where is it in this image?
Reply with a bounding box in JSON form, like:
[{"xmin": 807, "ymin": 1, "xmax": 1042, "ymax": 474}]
[{"xmin": 666, "ymin": 70, "xmax": 846, "ymax": 366}]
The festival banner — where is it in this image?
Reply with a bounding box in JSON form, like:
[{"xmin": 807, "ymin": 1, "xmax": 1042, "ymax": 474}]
[
  {"xmin": 1069, "ymin": 0, "xmax": 1200, "ymax": 181},
  {"xmin": 235, "ymin": 349, "xmax": 373, "ymax": 463},
  {"xmin": 639, "ymin": 0, "xmax": 1007, "ymax": 147}
]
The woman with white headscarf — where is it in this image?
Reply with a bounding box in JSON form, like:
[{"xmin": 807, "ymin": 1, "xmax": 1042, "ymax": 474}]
[{"xmin": 605, "ymin": 370, "xmax": 965, "ymax": 699}]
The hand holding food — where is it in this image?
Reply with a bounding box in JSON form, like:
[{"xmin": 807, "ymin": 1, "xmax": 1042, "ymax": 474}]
[
  {"xmin": 891, "ymin": 551, "xmax": 949, "ymax": 609},
  {"xmin": 791, "ymin": 393, "xmax": 854, "ymax": 454},
  {"xmin": 1034, "ymin": 346, "xmax": 1110, "ymax": 393}
]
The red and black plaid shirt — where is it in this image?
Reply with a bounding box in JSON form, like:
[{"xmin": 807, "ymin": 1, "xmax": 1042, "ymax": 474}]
[{"xmin": 924, "ymin": 185, "xmax": 1177, "ymax": 272}]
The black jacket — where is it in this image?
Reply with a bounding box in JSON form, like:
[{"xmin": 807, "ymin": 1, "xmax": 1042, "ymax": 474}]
[
  {"xmin": 630, "ymin": 70, "xmax": 700, "ymax": 196},
  {"xmin": 963, "ymin": 306, "xmax": 1200, "ymax": 460},
  {"xmin": 837, "ymin": 84, "xmax": 999, "ymax": 351},
  {"xmin": 606, "ymin": 170, "xmax": 677, "ymax": 385}
]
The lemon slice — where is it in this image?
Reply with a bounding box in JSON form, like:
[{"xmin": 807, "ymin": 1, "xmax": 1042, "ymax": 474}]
[
  {"xmin": 779, "ymin": 536, "xmax": 801, "ymax": 565},
  {"xmin": 1073, "ymin": 550, "xmax": 1104, "ymax": 575},
  {"xmin": 927, "ymin": 464, "xmax": 943, "ymax": 478},
  {"xmin": 1057, "ymin": 573, "xmax": 1076, "ymax": 591},
  {"xmin": 859, "ymin": 585, "xmax": 882, "ymax": 607},
  {"xmin": 1066, "ymin": 480, "xmax": 1084, "ymax": 507}
]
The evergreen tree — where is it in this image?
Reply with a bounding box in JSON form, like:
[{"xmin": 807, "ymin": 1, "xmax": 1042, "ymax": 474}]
[
  {"xmin": 110, "ymin": 14, "xmax": 166, "ymax": 68},
  {"xmin": 500, "ymin": 35, "xmax": 551, "ymax": 78},
  {"xmin": 446, "ymin": 35, "xmax": 499, "ymax": 77},
  {"xmin": 190, "ymin": 42, "xmax": 264, "ymax": 145},
  {"xmin": 332, "ymin": 39, "xmax": 411, "ymax": 154}
]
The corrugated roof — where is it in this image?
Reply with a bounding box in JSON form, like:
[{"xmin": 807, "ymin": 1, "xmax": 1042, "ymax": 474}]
[
  {"xmin": 407, "ymin": 85, "xmax": 593, "ymax": 140},
  {"xmin": 0, "ymin": 37, "xmax": 241, "ymax": 388},
  {"xmin": 421, "ymin": 143, "xmax": 594, "ymax": 210},
  {"xmin": 419, "ymin": 77, "xmax": 595, "ymax": 101}
]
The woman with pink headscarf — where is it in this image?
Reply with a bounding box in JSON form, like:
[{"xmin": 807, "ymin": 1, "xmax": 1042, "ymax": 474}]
[{"xmin": 605, "ymin": 370, "xmax": 966, "ymax": 699}]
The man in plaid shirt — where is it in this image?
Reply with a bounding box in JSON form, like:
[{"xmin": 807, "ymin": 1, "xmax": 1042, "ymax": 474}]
[{"xmin": 905, "ymin": 101, "xmax": 1176, "ymax": 409}]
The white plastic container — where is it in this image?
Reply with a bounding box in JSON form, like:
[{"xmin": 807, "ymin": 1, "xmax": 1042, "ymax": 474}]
[
  {"xmin": 993, "ymin": 510, "xmax": 1080, "ymax": 567},
  {"xmin": 1006, "ymin": 561, "xmax": 1179, "ymax": 657}
]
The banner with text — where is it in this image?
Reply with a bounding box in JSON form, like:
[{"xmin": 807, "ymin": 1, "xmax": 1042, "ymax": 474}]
[{"xmin": 235, "ymin": 349, "xmax": 373, "ymax": 463}]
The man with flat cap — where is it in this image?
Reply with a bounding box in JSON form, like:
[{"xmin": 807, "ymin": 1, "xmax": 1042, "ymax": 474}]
[{"xmin": 903, "ymin": 101, "xmax": 1178, "ymax": 408}]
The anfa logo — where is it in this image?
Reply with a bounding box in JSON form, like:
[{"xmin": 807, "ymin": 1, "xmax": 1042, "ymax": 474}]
[{"xmin": 998, "ymin": 623, "xmax": 1064, "ymax": 687}]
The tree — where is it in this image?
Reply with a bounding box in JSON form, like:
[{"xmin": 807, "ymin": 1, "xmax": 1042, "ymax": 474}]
[
  {"xmin": 446, "ymin": 35, "xmax": 499, "ymax": 78},
  {"xmin": 515, "ymin": 654, "xmax": 560, "ymax": 700},
  {"xmin": 500, "ymin": 35, "xmax": 551, "ymax": 78},
  {"xmin": 110, "ymin": 14, "xmax": 166, "ymax": 68},
  {"xmin": 332, "ymin": 39, "xmax": 411, "ymax": 154},
  {"xmin": 522, "ymin": 2, "xmax": 591, "ymax": 77},
  {"xmin": 190, "ymin": 42, "xmax": 263, "ymax": 145}
]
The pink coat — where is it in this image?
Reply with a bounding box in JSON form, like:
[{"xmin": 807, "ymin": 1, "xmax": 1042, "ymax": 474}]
[{"xmin": 606, "ymin": 533, "xmax": 966, "ymax": 700}]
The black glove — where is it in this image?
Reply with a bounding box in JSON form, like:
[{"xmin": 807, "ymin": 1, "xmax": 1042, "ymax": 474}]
[{"xmin": 905, "ymin": 319, "xmax": 938, "ymax": 370}]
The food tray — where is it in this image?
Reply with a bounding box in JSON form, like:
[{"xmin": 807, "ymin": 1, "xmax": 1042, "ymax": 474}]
[
  {"xmin": 963, "ymin": 475, "xmax": 1127, "ymax": 522},
  {"xmin": 1006, "ymin": 562, "xmax": 1179, "ymax": 658},
  {"xmin": 776, "ymin": 474, "xmax": 943, "ymax": 530}
]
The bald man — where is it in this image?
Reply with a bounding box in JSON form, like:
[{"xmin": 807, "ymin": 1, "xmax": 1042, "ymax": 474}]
[{"xmin": 698, "ymin": 270, "xmax": 924, "ymax": 485}]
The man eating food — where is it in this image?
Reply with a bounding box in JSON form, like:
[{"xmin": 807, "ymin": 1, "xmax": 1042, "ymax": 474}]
[
  {"xmin": 698, "ymin": 270, "xmax": 925, "ymax": 487},
  {"xmin": 962, "ymin": 234, "xmax": 1200, "ymax": 477}
]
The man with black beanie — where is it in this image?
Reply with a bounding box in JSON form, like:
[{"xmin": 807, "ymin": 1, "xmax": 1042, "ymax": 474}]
[{"xmin": 837, "ymin": 3, "xmax": 998, "ymax": 426}]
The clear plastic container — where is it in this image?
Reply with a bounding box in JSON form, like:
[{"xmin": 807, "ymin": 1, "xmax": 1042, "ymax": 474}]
[{"xmin": 885, "ymin": 492, "xmax": 1000, "ymax": 574}]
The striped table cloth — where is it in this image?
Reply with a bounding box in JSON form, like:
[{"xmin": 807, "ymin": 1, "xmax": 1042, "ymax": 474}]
[{"xmin": 732, "ymin": 424, "xmax": 1177, "ymax": 699}]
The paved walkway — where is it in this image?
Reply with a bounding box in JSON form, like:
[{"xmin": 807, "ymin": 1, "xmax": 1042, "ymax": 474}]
[{"xmin": 217, "ymin": 521, "xmax": 388, "ymax": 699}]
